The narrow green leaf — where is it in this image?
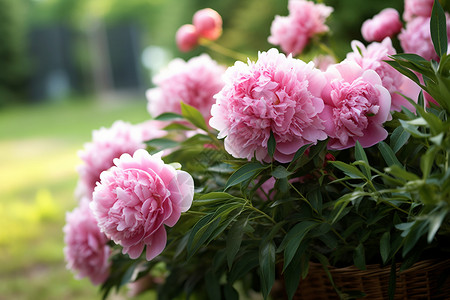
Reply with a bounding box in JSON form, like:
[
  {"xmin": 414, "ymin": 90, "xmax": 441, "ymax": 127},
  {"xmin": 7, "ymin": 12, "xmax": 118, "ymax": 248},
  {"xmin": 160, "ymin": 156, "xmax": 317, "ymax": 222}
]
[
  {"xmin": 226, "ymin": 216, "xmax": 249, "ymax": 269},
  {"xmin": 402, "ymin": 221, "xmax": 428, "ymax": 257},
  {"xmin": 390, "ymin": 126, "xmax": 411, "ymax": 153},
  {"xmin": 193, "ymin": 192, "xmax": 236, "ymax": 206},
  {"xmin": 385, "ymin": 60, "xmax": 422, "ymax": 86},
  {"xmin": 431, "ymin": 0, "xmax": 448, "ymax": 58},
  {"xmin": 328, "ymin": 161, "xmax": 365, "ymax": 179},
  {"xmin": 380, "ymin": 232, "xmax": 391, "ymax": 264},
  {"xmin": 259, "ymin": 240, "xmax": 276, "ymax": 300},
  {"xmin": 353, "ymin": 243, "xmax": 366, "ymax": 270},
  {"xmin": 145, "ymin": 138, "xmax": 179, "ymax": 149},
  {"xmin": 224, "ymin": 162, "xmax": 267, "ymax": 190},
  {"xmin": 280, "ymin": 221, "xmax": 319, "ymax": 270},
  {"xmin": 354, "ymin": 141, "xmax": 370, "ymax": 178},
  {"xmin": 385, "ymin": 164, "xmax": 420, "ymax": 181},
  {"xmin": 153, "ymin": 112, "xmax": 184, "ymax": 121},
  {"xmin": 180, "ymin": 101, "xmax": 208, "ymax": 131},
  {"xmin": 428, "ymin": 208, "xmax": 448, "ymax": 243},
  {"xmin": 420, "ymin": 145, "xmax": 438, "ymax": 179},
  {"xmin": 186, "ymin": 214, "xmax": 219, "ymax": 258},
  {"xmin": 284, "ymin": 243, "xmax": 309, "ymax": 300},
  {"xmin": 378, "ymin": 142, "xmax": 402, "ymax": 167},
  {"xmin": 268, "ymin": 131, "xmax": 276, "ymax": 158},
  {"xmin": 228, "ymin": 253, "xmax": 259, "ymax": 283},
  {"xmin": 291, "ymin": 143, "xmax": 311, "ymax": 163}
]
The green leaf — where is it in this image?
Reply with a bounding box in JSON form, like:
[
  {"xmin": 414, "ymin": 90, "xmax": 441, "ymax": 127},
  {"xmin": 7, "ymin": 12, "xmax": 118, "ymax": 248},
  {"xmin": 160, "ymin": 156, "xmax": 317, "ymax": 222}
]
[
  {"xmin": 380, "ymin": 232, "xmax": 391, "ymax": 264},
  {"xmin": 268, "ymin": 131, "xmax": 276, "ymax": 158},
  {"xmin": 271, "ymin": 165, "xmax": 293, "ymax": 179},
  {"xmin": 390, "ymin": 126, "xmax": 411, "ymax": 153},
  {"xmin": 145, "ymin": 138, "xmax": 179, "ymax": 150},
  {"xmin": 328, "ymin": 161, "xmax": 365, "ymax": 179},
  {"xmin": 431, "ymin": 0, "xmax": 448, "ymax": 58},
  {"xmin": 385, "ymin": 60, "xmax": 422, "ymax": 86},
  {"xmin": 224, "ymin": 162, "xmax": 267, "ymax": 190},
  {"xmin": 428, "ymin": 208, "xmax": 448, "ymax": 243},
  {"xmin": 187, "ymin": 214, "xmax": 220, "ymax": 258},
  {"xmin": 228, "ymin": 253, "xmax": 259, "ymax": 283},
  {"xmin": 153, "ymin": 112, "xmax": 184, "ymax": 121},
  {"xmin": 354, "ymin": 141, "xmax": 370, "ymax": 178},
  {"xmin": 259, "ymin": 240, "xmax": 276, "ymax": 300},
  {"xmin": 284, "ymin": 243, "xmax": 309, "ymax": 300},
  {"xmin": 226, "ymin": 216, "xmax": 249, "ymax": 269},
  {"xmin": 378, "ymin": 142, "xmax": 402, "ymax": 167},
  {"xmin": 290, "ymin": 143, "xmax": 311, "ymax": 163},
  {"xmin": 385, "ymin": 164, "xmax": 420, "ymax": 181},
  {"xmin": 180, "ymin": 102, "xmax": 208, "ymax": 131},
  {"xmin": 420, "ymin": 145, "xmax": 439, "ymax": 179},
  {"xmin": 193, "ymin": 192, "xmax": 236, "ymax": 206},
  {"xmin": 280, "ymin": 221, "xmax": 319, "ymax": 270},
  {"xmin": 353, "ymin": 243, "xmax": 366, "ymax": 270}
]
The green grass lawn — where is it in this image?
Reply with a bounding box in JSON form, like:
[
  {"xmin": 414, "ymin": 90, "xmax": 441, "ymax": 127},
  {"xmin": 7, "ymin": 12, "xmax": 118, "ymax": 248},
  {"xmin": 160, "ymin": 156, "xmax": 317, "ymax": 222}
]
[{"xmin": 0, "ymin": 97, "xmax": 153, "ymax": 300}]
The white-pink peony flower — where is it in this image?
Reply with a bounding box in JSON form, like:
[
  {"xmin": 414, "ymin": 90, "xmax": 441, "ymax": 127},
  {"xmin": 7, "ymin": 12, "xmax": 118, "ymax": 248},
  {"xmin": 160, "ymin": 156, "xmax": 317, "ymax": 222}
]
[
  {"xmin": 403, "ymin": 0, "xmax": 434, "ymax": 22},
  {"xmin": 77, "ymin": 120, "xmax": 166, "ymax": 199},
  {"xmin": 209, "ymin": 48, "xmax": 327, "ymax": 163},
  {"xmin": 361, "ymin": 8, "xmax": 403, "ymax": 42},
  {"xmin": 320, "ymin": 61, "xmax": 391, "ymax": 150},
  {"xmin": 64, "ymin": 198, "xmax": 111, "ymax": 285},
  {"xmin": 146, "ymin": 54, "xmax": 225, "ymax": 121},
  {"xmin": 268, "ymin": 0, "xmax": 333, "ymax": 56},
  {"xmin": 399, "ymin": 15, "xmax": 450, "ymax": 61},
  {"xmin": 91, "ymin": 149, "xmax": 194, "ymax": 261},
  {"xmin": 346, "ymin": 38, "xmax": 420, "ymax": 112}
]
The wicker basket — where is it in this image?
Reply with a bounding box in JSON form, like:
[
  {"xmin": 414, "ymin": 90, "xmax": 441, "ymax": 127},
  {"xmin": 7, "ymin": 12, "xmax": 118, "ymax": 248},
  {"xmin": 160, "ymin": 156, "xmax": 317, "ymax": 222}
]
[{"xmin": 292, "ymin": 259, "xmax": 450, "ymax": 300}]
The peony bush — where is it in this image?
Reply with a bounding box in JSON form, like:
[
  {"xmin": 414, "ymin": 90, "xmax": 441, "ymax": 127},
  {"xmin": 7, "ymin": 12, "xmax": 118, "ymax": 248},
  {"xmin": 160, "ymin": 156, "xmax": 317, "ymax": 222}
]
[{"xmin": 64, "ymin": 0, "xmax": 450, "ymax": 299}]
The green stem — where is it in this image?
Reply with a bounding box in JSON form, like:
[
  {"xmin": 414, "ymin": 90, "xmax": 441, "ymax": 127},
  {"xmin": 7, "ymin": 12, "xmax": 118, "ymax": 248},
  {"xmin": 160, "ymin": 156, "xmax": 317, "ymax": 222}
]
[
  {"xmin": 246, "ymin": 203, "xmax": 287, "ymax": 234},
  {"xmin": 199, "ymin": 39, "xmax": 251, "ymax": 62}
]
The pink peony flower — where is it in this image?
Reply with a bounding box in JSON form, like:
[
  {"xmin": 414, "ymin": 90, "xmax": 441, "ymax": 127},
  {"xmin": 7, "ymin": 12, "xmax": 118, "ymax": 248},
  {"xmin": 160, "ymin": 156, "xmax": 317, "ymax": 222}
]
[
  {"xmin": 403, "ymin": 0, "xmax": 434, "ymax": 22},
  {"xmin": 399, "ymin": 15, "xmax": 450, "ymax": 61},
  {"xmin": 193, "ymin": 8, "xmax": 222, "ymax": 41},
  {"xmin": 361, "ymin": 8, "xmax": 403, "ymax": 42},
  {"xmin": 346, "ymin": 38, "xmax": 420, "ymax": 112},
  {"xmin": 91, "ymin": 149, "xmax": 194, "ymax": 261},
  {"xmin": 146, "ymin": 54, "xmax": 225, "ymax": 121},
  {"xmin": 77, "ymin": 120, "xmax": 166, "ymax": 199},
  {"xmin": 268, "ymin": 0, "xmax": 333, "ymax": 56},
  {"xmin": 176, "ymin": 24, "xmax": 199, "ymax": 52},
  {"xmin": 64, "ymin": 198, "xmax": 111, "ymax": 285},
  {"xmin": 209, "ymin": 48, "xmax": 328, "ymax": 163},
  {"xmin": 319, "ymin": 61, "xmax": 391, "ymax": 150}
]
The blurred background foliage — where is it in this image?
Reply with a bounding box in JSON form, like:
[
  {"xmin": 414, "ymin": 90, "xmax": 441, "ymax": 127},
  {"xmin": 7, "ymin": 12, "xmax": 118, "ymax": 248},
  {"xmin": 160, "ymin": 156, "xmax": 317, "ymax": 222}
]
[{"xmin": 0, "ymin": 0, "xmax": 407, "ymax": 107}]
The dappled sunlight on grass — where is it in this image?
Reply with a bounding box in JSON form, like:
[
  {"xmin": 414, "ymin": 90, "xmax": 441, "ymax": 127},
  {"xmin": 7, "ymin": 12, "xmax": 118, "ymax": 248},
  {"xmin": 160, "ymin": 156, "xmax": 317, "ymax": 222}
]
[{"xmin": 0, "ymin": 98, "xmax": 151, "ymax": 299}]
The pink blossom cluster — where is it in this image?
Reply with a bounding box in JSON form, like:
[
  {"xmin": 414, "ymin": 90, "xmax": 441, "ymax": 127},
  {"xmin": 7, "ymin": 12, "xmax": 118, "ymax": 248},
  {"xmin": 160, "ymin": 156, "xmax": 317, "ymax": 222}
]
[
  {"xmin": 63, "ymin": 198, "xmax": 111, "ymax": 285},
  {"xmin": 268, "ymin": 0, "xmax": 333, "ymax": 56},
  {"xmin": 91, "ymin": 149, "xmax": 194, "ymax": 261},
  {"xmin": 209, "ymin": 48, "xmax": 392, "ymax": 161},
  {"xmin": 146, "ymin": 54, "xmax": 225, "ymax": 121},
  {"xmin": 176, "ymin": 8, "xmax": 222, "ymax": 52},
  {"xmin": 77, "ymin": 120, "xmax": 166, "ymax": 199}
]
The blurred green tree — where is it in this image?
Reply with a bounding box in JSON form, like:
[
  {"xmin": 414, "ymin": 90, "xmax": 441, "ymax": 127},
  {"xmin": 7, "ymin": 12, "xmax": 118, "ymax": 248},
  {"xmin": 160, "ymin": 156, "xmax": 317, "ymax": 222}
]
[{"xmin": 0, "ymin": 0, "xmax": 29, "ymax": 106}]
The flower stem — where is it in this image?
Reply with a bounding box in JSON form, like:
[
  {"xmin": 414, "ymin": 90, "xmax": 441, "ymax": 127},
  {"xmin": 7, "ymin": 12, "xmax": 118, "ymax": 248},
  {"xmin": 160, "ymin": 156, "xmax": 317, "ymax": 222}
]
[{"xmin": 199, "ymin": 39, "xmax": 251, "ymax": 62}]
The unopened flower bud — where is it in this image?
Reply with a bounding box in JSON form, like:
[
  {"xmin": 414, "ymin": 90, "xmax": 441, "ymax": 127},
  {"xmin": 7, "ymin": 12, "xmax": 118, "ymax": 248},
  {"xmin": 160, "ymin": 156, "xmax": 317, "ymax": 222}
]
[
  {"xmin": 176, "ymin": 24, "xmax": 199, "ymax": 52},
  {"xmin": 193, "ymin": 8, "xmax": 222, "ymax": 41}
]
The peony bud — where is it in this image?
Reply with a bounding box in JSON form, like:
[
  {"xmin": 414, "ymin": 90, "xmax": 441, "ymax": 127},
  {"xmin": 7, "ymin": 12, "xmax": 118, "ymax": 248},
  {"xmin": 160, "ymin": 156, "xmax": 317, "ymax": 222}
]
[
  {"xmin": 176, "ymin": 24, "xmax": 199, "ymax": 52},
  {"xmin": 193, "ymin": 8, "xmax": 222, "ymax": 41}
]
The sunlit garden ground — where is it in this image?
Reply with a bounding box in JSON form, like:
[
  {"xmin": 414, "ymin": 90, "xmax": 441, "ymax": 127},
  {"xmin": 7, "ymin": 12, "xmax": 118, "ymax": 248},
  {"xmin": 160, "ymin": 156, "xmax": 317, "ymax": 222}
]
[{"xmin": 0, "ymin": 97, "xmax": 153, "ymax": 300}]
